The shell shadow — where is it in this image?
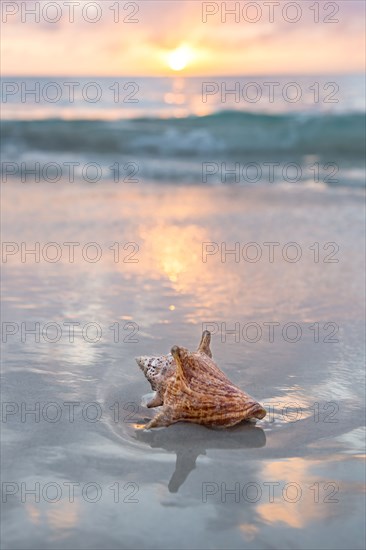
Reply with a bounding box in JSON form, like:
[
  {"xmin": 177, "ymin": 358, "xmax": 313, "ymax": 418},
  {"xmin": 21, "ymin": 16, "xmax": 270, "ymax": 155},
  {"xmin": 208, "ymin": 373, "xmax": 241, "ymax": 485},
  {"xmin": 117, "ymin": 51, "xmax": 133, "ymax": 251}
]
[{"xmin": 134, "ymin": 422, "xmax": 266, "ymax": 493}]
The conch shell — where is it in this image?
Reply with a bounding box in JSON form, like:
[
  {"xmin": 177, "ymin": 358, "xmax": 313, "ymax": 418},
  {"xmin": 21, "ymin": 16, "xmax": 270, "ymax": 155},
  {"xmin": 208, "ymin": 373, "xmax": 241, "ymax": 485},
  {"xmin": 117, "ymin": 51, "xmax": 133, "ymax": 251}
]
[{"xmin": 136, "ymin": 331, "xmax": 266, "ymax": 429}]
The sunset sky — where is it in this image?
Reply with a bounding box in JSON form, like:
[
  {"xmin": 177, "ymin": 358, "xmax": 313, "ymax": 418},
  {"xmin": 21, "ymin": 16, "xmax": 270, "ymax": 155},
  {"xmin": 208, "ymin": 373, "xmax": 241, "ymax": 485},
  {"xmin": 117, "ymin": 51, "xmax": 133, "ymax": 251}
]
[{"xmin": 1, "ymin": 0, "xmax": 365, "ymax": 75}]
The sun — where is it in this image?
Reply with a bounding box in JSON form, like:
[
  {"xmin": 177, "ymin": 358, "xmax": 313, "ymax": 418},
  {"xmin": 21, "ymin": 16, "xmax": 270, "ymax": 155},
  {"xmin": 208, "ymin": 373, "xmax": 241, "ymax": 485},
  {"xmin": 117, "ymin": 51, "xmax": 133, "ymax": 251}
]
[{"xmin": 167, "ymin": 45, "xmax": 194, "ymax": 71}]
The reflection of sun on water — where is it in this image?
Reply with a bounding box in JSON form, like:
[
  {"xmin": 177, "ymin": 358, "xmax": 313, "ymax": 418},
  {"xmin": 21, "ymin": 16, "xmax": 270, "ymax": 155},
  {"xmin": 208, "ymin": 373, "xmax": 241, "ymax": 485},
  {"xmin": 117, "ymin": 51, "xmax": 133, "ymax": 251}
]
[
  {"xmin": 139, "ymin": 224, "xmax": 205, "ymax": 290},
  {"xmin": 137, "ymin": 222, "xmax": 245, "ymax": 323},
  {"xmin": 256, "ymin": 457, "xmax": 345, "ymax": 529},
  {"xmin": 26, "ymin": 500, "xmax": 80, "ymax": 541}
]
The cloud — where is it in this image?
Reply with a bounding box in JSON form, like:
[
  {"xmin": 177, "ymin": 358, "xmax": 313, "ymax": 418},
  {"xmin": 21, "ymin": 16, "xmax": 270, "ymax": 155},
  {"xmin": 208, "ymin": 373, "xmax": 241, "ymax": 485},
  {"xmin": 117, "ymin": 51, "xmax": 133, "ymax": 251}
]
[{"xmin": 1, "ymin": 0, "xmax": 365, "ymax": 75}]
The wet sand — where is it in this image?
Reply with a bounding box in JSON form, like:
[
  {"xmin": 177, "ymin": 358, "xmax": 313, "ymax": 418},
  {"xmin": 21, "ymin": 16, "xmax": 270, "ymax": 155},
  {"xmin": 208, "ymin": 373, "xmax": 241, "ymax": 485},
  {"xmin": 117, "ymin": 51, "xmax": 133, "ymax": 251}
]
[{"xmin": 1, "ymin": 181, "xmax": 365, "ymax": 549}]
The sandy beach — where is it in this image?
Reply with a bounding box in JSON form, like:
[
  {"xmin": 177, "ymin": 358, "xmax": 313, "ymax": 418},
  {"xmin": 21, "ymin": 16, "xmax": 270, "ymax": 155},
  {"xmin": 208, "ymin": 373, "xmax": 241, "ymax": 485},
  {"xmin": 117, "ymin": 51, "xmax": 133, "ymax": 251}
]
[{"xmin": 2, "ymin": 180, "xmax": 365, "ymax": 549}]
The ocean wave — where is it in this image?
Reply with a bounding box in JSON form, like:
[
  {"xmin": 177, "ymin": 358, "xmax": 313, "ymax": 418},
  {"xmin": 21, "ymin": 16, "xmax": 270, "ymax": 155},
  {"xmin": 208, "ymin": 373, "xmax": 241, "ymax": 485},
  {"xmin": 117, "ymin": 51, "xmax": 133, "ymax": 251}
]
[{"xmin": 1, "ymin": 111, "xmax": 365, "ymax": 159}]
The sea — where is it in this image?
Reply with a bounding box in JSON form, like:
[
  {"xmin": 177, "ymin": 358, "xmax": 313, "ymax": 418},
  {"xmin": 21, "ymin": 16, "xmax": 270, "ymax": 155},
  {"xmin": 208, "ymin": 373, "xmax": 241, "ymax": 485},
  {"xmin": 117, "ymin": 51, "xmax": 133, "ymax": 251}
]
[{"xmin": 1, "ymin": 74, "xmax": 365, "ymax": 186}]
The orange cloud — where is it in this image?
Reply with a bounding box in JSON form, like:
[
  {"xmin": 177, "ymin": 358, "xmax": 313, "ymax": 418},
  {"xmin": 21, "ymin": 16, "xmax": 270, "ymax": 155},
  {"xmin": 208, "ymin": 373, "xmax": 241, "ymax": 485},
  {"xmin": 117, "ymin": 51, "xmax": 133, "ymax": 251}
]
[{"xmin": 1, "ymin": 0, "xmax": 365, "ymax": 75}]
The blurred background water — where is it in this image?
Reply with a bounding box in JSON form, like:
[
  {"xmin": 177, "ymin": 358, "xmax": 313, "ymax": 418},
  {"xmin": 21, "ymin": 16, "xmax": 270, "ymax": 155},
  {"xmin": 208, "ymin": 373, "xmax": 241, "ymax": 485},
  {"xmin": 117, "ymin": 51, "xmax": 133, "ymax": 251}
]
[{"xmin": 1, "ymin": 75, "xmax": 365, "ymax": 186}]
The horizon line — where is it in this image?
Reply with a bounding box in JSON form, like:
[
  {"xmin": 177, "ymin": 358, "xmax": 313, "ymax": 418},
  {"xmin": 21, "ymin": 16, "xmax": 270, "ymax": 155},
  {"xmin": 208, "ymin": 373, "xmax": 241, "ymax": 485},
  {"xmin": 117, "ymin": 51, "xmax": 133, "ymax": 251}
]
[{"xmin": 1, "ymin": 71, "xmax": 364, "ymax": 78}]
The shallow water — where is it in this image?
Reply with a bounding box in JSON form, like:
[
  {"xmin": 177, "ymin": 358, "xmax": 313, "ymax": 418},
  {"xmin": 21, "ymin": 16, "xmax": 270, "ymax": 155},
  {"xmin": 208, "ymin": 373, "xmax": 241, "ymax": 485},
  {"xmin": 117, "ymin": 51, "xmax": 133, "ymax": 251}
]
[{"xmin": 1, "ymin": 182, "xmax": 365, "ymax": 549}]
